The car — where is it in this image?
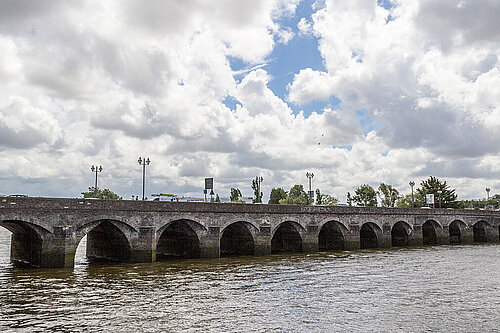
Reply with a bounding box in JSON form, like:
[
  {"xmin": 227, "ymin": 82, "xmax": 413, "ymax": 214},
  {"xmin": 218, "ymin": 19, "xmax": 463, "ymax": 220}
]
[{"xmin": 8, "ymin": 194, "xmax": 28, "ymax": 198}]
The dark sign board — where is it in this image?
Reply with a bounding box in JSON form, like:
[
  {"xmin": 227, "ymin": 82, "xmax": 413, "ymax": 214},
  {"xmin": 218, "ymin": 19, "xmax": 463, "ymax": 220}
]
[{"xmin": 205, "ymin": 178, "xmax": 213, "ymax": 190}]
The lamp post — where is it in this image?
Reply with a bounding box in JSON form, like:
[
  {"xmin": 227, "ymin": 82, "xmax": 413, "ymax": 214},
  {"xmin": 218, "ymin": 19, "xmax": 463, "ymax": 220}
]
[
  {"xmin": 486, "ymin": 188, "xmax": 490, "ymax": 209},
  {"xmin": 437, "ymin": 190, "xmax": 442, "ymax": 209},
  {"xmin": 409, "ymin": 181, "xmax": 415, "ymax": 208},
  {"xmin": 91, "ymin": 165, "xmax": 102, "ymax": 188},
  {"xmin": 138, "ymin": 157, "xmax": 150, "ymax": 200},
  {"xmin": 306, "ymin": 172, "xmax": 314, "ymax": 202}
]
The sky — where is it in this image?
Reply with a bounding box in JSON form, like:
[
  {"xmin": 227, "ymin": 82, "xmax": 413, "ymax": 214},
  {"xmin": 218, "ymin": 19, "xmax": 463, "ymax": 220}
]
[{"xmin": 0, "ymin": 0, "xmax": 499, "ymax": 202}]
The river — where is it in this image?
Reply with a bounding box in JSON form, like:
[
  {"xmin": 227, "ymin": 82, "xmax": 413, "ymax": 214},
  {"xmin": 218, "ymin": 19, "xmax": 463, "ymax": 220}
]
[{"xmin": 0, "ymin": 228, "xmax": 498, "ymax": 332}]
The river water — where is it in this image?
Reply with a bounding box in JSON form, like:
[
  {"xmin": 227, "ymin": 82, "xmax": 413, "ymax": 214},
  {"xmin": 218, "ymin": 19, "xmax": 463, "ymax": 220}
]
[{"xmin": 0, "ymin": 228, "xmax": 499, "ymax": 332}]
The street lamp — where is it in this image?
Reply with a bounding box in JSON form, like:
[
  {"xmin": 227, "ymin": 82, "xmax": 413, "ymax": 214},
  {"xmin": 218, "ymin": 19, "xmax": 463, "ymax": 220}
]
[
  {"xmin": 486, "ymin": 188, "xmax": 490, "ymax": 209},
  {"xmin": 437, "ymin": 190, "xmax": 442, "ymax": 209},
  {"xmin": 91, "ymin": 165, "xmax": 103, "ymax": 188},
  {"xmin": 409, "ymin": 181, "xmax": 415, "ymax": 208},
  {"xmin": 138, "ymin": 157, "xmax": 150, "ymax": 200},
  {"xmin": 306, "ymin": 172, "xmax": 314, "ymax": 202}
]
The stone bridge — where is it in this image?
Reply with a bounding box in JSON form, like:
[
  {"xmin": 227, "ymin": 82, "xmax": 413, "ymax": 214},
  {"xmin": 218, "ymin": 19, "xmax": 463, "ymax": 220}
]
[{"xmin": 1, "ymin": 197, "xmax": 499, "ymax": 268}]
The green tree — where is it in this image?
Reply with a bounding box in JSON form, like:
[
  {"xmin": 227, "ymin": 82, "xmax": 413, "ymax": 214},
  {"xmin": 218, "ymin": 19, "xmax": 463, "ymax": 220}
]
[
  {"xmin": 378, "ymin": 183, "xmax": 399, "ymax": 207},
  {"xmin": 82, "ymin": 187, "xmax": 121, "ymax": 200},
  {"xmin": 279, "ymin": 184, "xmax": 310, "ymax": 205},
  {"xmin": 268, "ymin": 187, "xmax": 287, "ymax": 204},
  {"xmin": 353, "ymin": 184, "xmax": 377, "ymax": 207},
  {"xmin": 315, "ymin": 189, "xmax": 338, "ymax": 206},
  {"xmin": 215, "ymin": 194, "xmax": 221, "ymax": 203},
  {"xmin": 230, "ymin": 188, "xmax": 242, "ymax": 202},
  {"xmin": 416, "ymin": 176, "xmax": 459, "ymax": 208},
  {"xmin": 251, "ymin": 176, "xmax": 263, "ymax": 203},
  {"xmin": 347, "ymin": 192, "xmax": 353, "ymax": 206}
]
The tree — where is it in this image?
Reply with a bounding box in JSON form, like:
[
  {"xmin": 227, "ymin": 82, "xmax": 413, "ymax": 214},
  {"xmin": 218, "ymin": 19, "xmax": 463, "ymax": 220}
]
[
  {"xmin": 347, "ymin": 192, "xmax": 353, "ymax": 206},
  {"xmin": 279, "ymin": 184, "xmax": 310, "ymax": 205},
  {"xmin": 82, "ymin": 187, "xmax": 121, "ymax": 200},
  {"xmin": 230, "ymin": 188, "xmax": 242, "ymax": 202},
  {"xmin": 378, "ymin": 183, "xmax": 399, "ymax": 207},
  {"xmin": 352, "ymin": 184, "xmax": 377, "ymax": 207},
  {"xmin": 416, "ymin": 176, "xmax": 459, "ymax": 208},
  {"xmin": 315, "ymin": 189, "xmax": 338, "ymax": 206},
  {"xmin": 215, "ymin": 194, "xmax": 221, "ymax": 203},
  {"xmin": 268, "ymin": 188, "xmax": 287, "ymax": 204},
  {"xmin": 251, "ymin": 176, "xmax": 263, "ymax": 203}
]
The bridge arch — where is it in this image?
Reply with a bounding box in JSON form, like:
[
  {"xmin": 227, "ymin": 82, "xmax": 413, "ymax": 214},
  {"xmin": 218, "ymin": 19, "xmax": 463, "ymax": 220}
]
[
  {"xmin": 391, "ymin": 221, "xmax": 412, "ymax": 247},
  {"xmin": 271, "ymin": 221, "xmax": 304, "ymax": 254},
  {"xmin": 0, "ymin": 220, "xmax": 50, "ymax": 267},
  {"xmin": 360, "ymin": 222, "xmax": 382, "ymax": 249},
  {"xmin": 422, "ymin": 220, "xmax": 441, "ymax": 245},
  {"xmin": 156, "ymin": 219, "xmax": 204, "ymax": 260},
  {"xmin": 220, "ymin": 221, "xmax": 257, "ymax": 257},
  {"xmin": 318, "ymin": 221, "xmax": 347, "ymax": 251},
  {"xmin": 449, "ymin": 220, "xmax": 467, "ymax": 244},
  {"xmin": 473, "ymin": 220, "xmax": 490, "ymax": 243},
  {"xmin": 75, "ymin": 219, "xmax": 134, "ymax": 264}
]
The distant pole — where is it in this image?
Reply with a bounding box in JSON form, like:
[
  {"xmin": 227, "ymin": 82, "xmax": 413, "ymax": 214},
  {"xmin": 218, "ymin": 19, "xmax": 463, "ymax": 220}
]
[
  {"xmin": 486, "ymin": 188, "xmax": 490, "ymax": 209},
  {"xmin": 409, "ymin": 181, "xmax": 415, "ymax": 208},
  {"xmin": 306, "ymin": 172, "xmax": 314, "ymax": 202},
  {"xmin": 91, "ymin": 165, "xmax": 102, "ymax": 188},
  {"xmin": 138, "ymin": 157, "xmax": 150, "ymax": 200}
]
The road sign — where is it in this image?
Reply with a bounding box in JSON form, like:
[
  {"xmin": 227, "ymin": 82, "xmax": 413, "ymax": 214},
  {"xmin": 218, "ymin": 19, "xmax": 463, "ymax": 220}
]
[{"xmin": 205, "ymin": 178, "xmax": 213, "ymax": 190}]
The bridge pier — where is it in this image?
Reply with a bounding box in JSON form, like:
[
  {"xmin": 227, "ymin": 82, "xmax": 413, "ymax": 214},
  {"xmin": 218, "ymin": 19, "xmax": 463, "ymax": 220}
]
[
  {"xmin": 408, "ymin": 225, "xmax": 423, "ymax": 246},
  {"xmin": 130, "ymin": 226, "xmax": 156, "ymax": 263},
  {"xmin": 344, "ymin": 225, "xmax": 361, "ymax": 250},
  {"xmin": 200, "ymin": 227, "xmax": 220, "ymax": 259},
  {"xmin": 254, "ymin": 227, "xmax": 272, "ymax": 256},
  {"xmin": 379, "ymin": 224, "xmax": 392, "ymax": 248}
]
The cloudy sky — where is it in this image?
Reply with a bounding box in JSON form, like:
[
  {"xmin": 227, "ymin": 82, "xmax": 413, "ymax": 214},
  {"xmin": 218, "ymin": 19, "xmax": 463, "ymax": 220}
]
[{"xmin": 0, "ymin": 0, "xmax": 499, "ymax": 202}]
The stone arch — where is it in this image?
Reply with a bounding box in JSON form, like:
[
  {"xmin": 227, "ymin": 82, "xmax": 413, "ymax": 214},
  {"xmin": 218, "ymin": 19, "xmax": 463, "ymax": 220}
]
[
  {"xmin": 473, "ymin": 220, "xmax": 490, "ymax": 243},
  {"xmin": 391, "ymin": 221, "xmax": 412, "ymax": 247},
  {"xmin": 422, "ymin": 220, "xmax": 441, "ymax": 245},
  {"xmin": 318, "ymin": 221, "xmax": 347, "ymax": 251},
  {"xmin": 156, "ymin": 219, "xmax": 203, "ymax": 260},
  {"xmin": 76, "ymin": 219, "xmax": 133, "ymax": 264},
  {"xmin": 271, "ymin": 221, "xmax": 303, "ymax": 254},
  {"xmin": 360, "ymin": 222, "xmax": 382, "ymax": 249},
  {"xmin": 449, "ymin": 220, "xmax": 467, "ymax": 244},
  {"xmin": 0, "ymin": 220, "xmax": 50, "ymax": 267},
  {"xmin": 220, "ymin": 221, "xmax": 256, "ymax": 257}
]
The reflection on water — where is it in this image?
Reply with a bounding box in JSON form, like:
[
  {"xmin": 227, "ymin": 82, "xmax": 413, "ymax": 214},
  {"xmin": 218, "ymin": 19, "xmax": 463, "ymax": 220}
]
[{"xmin": 0, "ymin": 227, "xmax": 499, "ymax": 332}]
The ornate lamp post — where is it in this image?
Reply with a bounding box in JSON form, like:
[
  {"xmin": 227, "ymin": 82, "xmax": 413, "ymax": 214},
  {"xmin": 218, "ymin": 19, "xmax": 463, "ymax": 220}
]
[
  {"xmin": 306, "ymin": 172, "xmax": 314, "ymax": 202},
  {"xmin": 486, "ymin": 188, "xmax": 490, "ymax": 209},
  {"xmin": 91, "ymin": 165, "xmax": 102, "ymax": 188},
  {"xmin": 138, "ymin": 157, "xmax": 150, "ymax": 200},
  {"xmin": 409, "ymin": 181, "xmax": 415, "ymax": 208}
]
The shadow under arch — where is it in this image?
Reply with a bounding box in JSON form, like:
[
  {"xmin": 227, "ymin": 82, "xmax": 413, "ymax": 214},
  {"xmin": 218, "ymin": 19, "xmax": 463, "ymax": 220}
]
[
  {"xmin": 0, "ymin": 220, "xmax": 50, "ymax": 267},
  {"xmin": 360, "ymin": 222, "xmax": 382, "ymax": 249},
  {"xmin": 473, "ymin": 220, "xmax": 490, "ymax": 243},
  {"xmin": 449, "ymin": 220, "xmax": 467, "ymax": 244},
  {"xmin": 391, "ymin": 221, "xmax": 412, "ymax": 247},
  {"xmin": 75, "ymin": 219, "xmax": 133, "ymax": 264},
  {"xmin": 271, "ymin": 221, "xmax": 304, "ymax": 254},
  {"xmin": 156, "ymin": 219, "xmax": 204, "ymax": 260},
  {"xmin": 422, "ymin": 220, "xmax": 441, "ymax": 245},
  {"xmin": 220, "ymin": 221, "xmax": 256, "ymax": 257},
  {"xmin": 318, "ymin": 221, "xmax": 347, "ymax": 251}
]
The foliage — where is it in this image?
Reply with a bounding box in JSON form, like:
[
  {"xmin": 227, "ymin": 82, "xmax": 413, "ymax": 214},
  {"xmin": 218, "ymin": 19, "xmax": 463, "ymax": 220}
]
[
  {"xmin": 459, "ymin": 198, "xmax": 499, "ymax": 210},
  {"xmin": 215, "ymin": 194, "xmax": 221, "ymax": 203},
  {"xmin": 251, "ymin": 176, "xmax": 263, "ymax": 203},
  {"xmin": 352, "ymin": 184, "xmax": 378, "ymax": 207},
  {"xmin": 347, "ymin": 192, "xmax": 353, "ymax": 206},
  {"xmin": 230, "ymin": 188, "xmax": 242, "ymax": 202},
  {"xmin": 279, "ymin": 184, "xmax": 310, "ymax": 205},
  {"xmin": 268, "ymin": 187, "xmax": 287, "ymax": 204},
  {"xmin": 315, "ymin": 189, "xmax": 338, "ymax": 206},
  {"xmin": 378, "ymin": 183, "xmax": 399, "ymax": 207},
  {"xmin": 416, "ymin": 176, "xmax": 459, "ymax": 208},
  {"xmin": 82, "ymin": 187, "xmax": 121, "ymax": 200}
]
